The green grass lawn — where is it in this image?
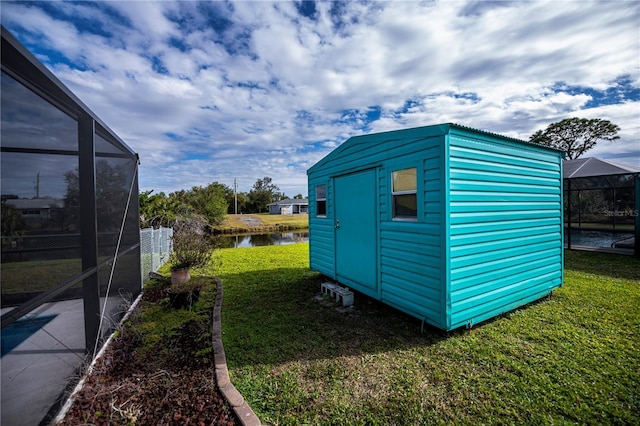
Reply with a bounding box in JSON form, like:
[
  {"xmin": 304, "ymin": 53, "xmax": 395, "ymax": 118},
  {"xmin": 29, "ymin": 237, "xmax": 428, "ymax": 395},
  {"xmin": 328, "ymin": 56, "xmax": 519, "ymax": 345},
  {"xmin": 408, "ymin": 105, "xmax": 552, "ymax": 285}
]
[
  {"xmin": 207, "ymin": 245, "xmax": 640, "ymax": 425},
  {"xmin": 214, "ymin": 213, "xmax": 308, "ymax": 234},
  {"xmin": 1, "ymin": 258, "xmax": 82, "ymax": 293},
  {"xmin": 1, "ymin": 254, "xmax": 129, "ymax": 294}
]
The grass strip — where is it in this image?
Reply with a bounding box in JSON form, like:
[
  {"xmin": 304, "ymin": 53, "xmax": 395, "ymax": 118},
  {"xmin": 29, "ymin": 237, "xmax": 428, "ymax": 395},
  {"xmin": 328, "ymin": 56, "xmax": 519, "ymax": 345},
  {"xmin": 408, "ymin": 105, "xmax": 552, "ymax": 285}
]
[
  {"xmin": 208, "ymin": 244, "xmax": 640, "ymax": 425},
  {"xmin": 214, "ymin": 213, "xmax": 308, "ymax": 234}
]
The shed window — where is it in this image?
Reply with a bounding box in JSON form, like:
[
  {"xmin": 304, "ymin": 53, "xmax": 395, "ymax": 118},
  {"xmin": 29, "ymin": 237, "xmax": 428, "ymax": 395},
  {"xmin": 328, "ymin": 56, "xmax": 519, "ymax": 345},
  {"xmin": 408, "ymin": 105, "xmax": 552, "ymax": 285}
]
[
  {"xmin": 316, "ymin": 184, "xmax": 327, "ymax": 217},
  {"xmin": 392, "ymin": 168, "xmax": 417, "ymax": 219}
]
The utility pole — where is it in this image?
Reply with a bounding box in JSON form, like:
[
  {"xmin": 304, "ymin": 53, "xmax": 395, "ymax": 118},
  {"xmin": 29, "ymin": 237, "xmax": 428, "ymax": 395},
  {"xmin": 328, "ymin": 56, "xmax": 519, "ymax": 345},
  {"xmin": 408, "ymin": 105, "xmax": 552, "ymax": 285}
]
[
  {"xmin": 35, "ymin": 172, "xmax": 40, "ymax": 199},
  {"xmin": 234, "ymin": 178, "xmax": 238, "ymax": 215}
]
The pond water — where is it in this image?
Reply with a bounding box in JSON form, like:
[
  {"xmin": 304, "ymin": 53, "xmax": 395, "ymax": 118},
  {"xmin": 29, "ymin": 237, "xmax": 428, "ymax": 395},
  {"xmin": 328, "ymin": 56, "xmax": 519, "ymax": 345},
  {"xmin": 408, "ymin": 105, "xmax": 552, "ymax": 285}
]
[
  {"xmin": 216, "ymin": 231, "xmax": 309, "ymax": 248},
  {"xmin": 567, "ymin": 229, "xmax": 634, "ymax": 248},
  {"xmin": 217, "ymin": 229, "xmax": 635, "ymax": 249}
]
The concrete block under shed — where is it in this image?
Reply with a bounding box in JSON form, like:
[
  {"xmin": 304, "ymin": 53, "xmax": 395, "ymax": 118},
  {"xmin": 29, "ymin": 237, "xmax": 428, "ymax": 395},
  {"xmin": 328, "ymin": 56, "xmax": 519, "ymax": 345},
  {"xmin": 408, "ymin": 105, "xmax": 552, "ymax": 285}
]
[{"xmin": 321, "ymin": 282, "xmax": 354, "ymax": 307}]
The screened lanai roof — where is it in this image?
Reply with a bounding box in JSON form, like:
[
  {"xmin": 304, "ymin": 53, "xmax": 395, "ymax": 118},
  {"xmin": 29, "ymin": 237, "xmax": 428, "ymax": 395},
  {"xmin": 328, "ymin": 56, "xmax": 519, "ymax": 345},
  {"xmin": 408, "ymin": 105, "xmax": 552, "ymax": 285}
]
[{"xmin": 564, "ymin": 157, "xmax": 640, "ymax": 179}]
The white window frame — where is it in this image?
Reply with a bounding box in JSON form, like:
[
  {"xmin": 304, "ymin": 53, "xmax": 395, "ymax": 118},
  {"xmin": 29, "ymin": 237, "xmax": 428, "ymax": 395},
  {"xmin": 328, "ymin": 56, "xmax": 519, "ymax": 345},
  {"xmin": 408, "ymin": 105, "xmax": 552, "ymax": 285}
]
[
  {"xmin": 391, "ymin": 168, "xmax": 418, "ymax": 221},
  {"xmin": 315, "ymin": 184, "xmax": 327, "ymax": 217}
]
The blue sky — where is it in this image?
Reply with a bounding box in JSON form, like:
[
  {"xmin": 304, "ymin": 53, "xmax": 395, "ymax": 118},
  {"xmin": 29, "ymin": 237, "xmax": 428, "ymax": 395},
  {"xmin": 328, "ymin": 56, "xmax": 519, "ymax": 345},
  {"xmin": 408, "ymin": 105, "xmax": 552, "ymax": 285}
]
[{"xmin": 2, "ymin": 1, "xmax": 639, "ymax": 196}]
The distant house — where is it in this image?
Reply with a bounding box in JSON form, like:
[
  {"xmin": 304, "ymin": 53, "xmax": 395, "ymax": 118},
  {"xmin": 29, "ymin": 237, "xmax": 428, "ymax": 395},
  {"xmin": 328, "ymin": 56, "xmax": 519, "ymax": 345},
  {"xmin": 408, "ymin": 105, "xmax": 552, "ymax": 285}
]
[
  {"xmin": 4, "ymin": 198, "xmax": 63, "ymax": 229},
  {"xmin": 268, "ymin": 198, "xmax": 309, "ymax": 215}
]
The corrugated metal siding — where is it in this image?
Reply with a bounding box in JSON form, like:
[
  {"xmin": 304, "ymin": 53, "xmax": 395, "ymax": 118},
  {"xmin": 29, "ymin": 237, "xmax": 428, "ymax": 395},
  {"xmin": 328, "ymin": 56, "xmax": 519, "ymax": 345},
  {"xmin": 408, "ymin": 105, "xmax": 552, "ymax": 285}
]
[
  {"xmin": 378, "ymin": 167, "xmax": 388, "ymax": 221},
  {"xmin": 380, "ymin": 222, "xmax": 443, "ymax": 324},
  {"xmin": 378, "ymin": 143, "xmax": 445, "ymax": 328},
  {"xmin": 308, "ymin": 178, "xmax": 335, "ymax": 277},
  {"xmin": 448, "ymin": 134, "xmax": 563, "ymax": 329},
  {"xmin": 309, "ymin": 131, "xmax": 447, "ymax": 327},
  {"xmin": 423, "ymin": 148, "xmax": 442, "ymax": 225},
  {"xmin": 310, "ymin": 135, "xmax": 441, "ymax": 179}
]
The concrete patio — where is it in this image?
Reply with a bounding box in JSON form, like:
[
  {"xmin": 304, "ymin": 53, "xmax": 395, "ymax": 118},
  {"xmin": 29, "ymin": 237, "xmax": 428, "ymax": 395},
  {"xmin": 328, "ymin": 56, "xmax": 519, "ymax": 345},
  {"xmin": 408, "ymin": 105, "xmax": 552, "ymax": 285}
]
[{"xmin": 1, "ymin": 299, "xmax": 86, "ymax": 426}]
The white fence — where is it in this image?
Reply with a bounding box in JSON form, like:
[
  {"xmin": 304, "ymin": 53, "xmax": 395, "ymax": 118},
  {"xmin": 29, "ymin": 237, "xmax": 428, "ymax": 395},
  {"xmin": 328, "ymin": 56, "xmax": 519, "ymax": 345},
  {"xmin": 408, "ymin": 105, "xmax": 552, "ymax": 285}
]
[{"xmin": 140, "ymin": 227, "xmax": 173, "ymax": 282}]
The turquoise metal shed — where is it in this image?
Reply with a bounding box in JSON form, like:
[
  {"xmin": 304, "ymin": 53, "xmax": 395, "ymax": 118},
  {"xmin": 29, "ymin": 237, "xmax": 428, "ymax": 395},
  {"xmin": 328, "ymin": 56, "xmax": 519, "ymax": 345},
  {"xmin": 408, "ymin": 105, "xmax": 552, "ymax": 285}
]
[{"xmin": 307, "ymin": 123, "xmax": 564, "ymax": 331}]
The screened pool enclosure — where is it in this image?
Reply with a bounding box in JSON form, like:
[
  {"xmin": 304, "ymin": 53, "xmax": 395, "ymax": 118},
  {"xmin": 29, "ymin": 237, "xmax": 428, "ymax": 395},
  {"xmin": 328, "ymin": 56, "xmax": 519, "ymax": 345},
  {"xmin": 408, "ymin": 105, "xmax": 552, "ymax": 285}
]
[
  {"xmin": 1, "ymin": 27, "xmax": 141, "ymax": 425},
  {"xmin": 564, "ymin": 157, "xmax": 639, "ymax": 257}
]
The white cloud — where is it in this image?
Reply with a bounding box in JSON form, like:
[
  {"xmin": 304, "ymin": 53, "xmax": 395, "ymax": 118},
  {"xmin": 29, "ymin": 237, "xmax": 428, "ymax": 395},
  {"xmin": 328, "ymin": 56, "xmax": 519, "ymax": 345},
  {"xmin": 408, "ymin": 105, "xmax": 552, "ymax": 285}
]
[{"xmin": 2, "ymin": 0, "xmax": 638, "ymax": 196}]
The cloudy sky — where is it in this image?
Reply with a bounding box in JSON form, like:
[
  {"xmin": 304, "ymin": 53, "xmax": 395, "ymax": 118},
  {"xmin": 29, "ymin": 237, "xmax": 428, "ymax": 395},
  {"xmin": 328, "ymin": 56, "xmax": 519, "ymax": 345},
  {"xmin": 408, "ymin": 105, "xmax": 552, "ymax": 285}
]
[{"xmin": 2, "ymin": 1, "xmax": 639, "ymax": 196}]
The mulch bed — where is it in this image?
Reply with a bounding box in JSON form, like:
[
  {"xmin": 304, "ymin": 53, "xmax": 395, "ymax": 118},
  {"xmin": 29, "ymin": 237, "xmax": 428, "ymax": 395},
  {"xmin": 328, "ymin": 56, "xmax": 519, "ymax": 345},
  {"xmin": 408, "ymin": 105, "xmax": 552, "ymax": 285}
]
[{"xmin": 57, "ymin": 281, "xmax": 238, "ymax": 426}]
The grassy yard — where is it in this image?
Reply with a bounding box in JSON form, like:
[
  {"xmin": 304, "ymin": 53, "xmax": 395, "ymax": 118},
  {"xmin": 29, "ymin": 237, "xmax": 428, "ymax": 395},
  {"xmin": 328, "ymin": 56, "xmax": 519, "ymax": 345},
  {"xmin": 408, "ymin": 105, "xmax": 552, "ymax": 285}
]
[
  {"xmin": 1, "ymin": 258, "xmax": 82, "ymax": 293},
  {"xmin": 1, "ymin": 254, "xmax": 130, "ymax": 294},
  {"xmin": 214, "ymin": 213, "xmax": 308, "ymax": 234},
  {"xmin": 207, "ymin": 245, "xmax": 640, "ymax": 425}
]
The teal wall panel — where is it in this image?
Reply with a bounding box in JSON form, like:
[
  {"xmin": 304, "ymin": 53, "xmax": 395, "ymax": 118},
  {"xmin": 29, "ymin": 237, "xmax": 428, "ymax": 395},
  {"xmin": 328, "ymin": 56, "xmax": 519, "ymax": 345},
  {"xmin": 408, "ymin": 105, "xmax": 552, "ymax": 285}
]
[
  {"xmin": 450, "ymin": 247, "xmax": 563, "ymax": 282},
  {"xmin": 449, "ymin": 217, "xmax": 561, "ymax": 235},
  {"xmin": 447, "ymin": 129, "xmax": 563, "ymax": 329},
  {"xmin": 308, "ymin": 177, "xmax": 335, "ymax": 277},
  {"xmin": 449, "ymin": 278, "xmax": 561, "ymax": 330}
]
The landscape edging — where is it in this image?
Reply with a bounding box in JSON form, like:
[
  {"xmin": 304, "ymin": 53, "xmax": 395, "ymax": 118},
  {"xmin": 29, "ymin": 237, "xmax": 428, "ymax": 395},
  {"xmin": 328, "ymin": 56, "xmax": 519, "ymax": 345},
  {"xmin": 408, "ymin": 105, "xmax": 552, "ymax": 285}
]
[{"xmin": 212, "ymin": 277, "xmax": 261, "ymax": 426}]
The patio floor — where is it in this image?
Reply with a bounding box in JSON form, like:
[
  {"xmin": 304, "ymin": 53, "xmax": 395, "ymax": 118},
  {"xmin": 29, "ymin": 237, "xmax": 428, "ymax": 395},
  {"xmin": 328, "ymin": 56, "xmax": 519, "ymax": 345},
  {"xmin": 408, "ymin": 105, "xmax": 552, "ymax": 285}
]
[{"xmin": 1, "ymin": 299, "xmax": 86, "ymax": 426}]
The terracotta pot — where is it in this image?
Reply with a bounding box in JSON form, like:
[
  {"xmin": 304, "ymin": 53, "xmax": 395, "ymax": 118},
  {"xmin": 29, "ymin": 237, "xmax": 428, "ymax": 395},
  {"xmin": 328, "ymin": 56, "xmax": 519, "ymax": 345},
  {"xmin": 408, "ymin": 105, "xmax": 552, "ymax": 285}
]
[{"xmin": 171, "ymin": 268, "xmax": 191, "ymax": 284}]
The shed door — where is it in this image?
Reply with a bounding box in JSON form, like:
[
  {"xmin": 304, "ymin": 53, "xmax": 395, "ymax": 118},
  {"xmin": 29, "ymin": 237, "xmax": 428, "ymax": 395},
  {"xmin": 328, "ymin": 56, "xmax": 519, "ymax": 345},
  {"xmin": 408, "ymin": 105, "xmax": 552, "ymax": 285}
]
[{"xmin": 334, "ymin": 169, "xmax": 377, "ymax": 296}]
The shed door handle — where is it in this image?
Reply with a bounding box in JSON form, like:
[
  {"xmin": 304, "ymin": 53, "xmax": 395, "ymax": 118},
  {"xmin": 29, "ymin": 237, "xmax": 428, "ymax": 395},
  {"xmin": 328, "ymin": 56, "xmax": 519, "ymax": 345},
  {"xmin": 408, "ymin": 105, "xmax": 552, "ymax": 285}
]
[{"xmin": 335, "ymin": 220, "xmax": 340, "ymax": 229}]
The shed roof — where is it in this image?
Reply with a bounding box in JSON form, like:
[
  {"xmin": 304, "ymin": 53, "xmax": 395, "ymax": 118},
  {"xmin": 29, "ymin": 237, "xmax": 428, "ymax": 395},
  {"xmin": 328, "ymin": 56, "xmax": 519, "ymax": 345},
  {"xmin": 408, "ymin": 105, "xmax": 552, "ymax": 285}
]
[
  {"xmin": 268, "ymin": 198, "xmax": 309, "ymax": 206},
  {"xmin": 563, "ymin": 157, "xmax": 640, "ymax": 179},
  {"xmin": 308, "ymin": 123, "xmax": 564, "ymax": 175}
]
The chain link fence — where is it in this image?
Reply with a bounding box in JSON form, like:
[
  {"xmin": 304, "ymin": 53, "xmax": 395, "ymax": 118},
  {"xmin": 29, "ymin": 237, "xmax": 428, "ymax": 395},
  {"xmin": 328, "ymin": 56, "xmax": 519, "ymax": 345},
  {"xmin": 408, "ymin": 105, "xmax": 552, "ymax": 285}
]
[
  {"xmin": 2, "ymin": 227, "xmax": 173, "ymax": 286},
  {"xmin": 140, "ymin": 227, "xmax": 173, "ymax": 283}
]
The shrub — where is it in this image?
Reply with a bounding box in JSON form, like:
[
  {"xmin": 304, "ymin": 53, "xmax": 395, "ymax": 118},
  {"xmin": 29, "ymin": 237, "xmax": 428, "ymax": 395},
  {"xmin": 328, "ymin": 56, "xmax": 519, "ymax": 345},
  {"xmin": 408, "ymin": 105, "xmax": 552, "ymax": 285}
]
[{"xmin": 170, "ymin": 215, "xmax": 215, "ymax": 271}]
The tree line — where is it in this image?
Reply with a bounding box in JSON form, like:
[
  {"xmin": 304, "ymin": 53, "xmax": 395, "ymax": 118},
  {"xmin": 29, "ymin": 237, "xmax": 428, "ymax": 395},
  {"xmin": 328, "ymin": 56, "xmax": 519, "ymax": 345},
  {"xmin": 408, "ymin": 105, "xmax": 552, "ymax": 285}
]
[
  {"xmin": 139, "ymin": 117, "xmax": 621, "ymax": 229},
  {"xmin": 139, "ymin": 177, "xmax": 305, "ymax": 228}
]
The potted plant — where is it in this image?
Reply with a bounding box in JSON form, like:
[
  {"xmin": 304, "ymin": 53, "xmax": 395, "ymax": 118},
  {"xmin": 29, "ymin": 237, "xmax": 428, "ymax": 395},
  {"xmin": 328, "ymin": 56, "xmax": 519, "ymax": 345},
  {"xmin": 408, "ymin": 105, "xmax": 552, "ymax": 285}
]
[{"xmin": 167, "ymin": 216, "xmax": 215, "ymax": 307}]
